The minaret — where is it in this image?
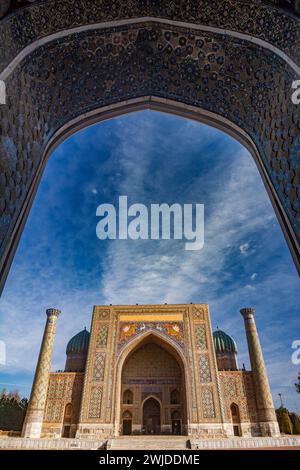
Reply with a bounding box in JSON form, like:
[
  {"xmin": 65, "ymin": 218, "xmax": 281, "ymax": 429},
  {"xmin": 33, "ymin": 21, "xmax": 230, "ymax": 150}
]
[
  {"xmin": 22, "ymin": 308, "xmax": 61, "ymax": 438},
  {"xmin": 240, "ymin": 307, "xmax": 279, "ymax": 436}
]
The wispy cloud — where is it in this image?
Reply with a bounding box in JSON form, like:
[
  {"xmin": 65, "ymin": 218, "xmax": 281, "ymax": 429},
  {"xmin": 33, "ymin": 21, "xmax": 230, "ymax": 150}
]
[{"xmin": 100, "ymin": 113, "xmax": 276, "ymax": 306}]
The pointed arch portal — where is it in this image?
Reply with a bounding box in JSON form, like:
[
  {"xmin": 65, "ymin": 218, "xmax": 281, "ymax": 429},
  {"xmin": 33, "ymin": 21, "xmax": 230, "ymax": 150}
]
[
  {"xmin": 0, "ymin": 2, "xmax": 300, "ymax": 294},
  {"xmin": 117, "ymin": 332, "xmax": 187, "ymax": 435}
]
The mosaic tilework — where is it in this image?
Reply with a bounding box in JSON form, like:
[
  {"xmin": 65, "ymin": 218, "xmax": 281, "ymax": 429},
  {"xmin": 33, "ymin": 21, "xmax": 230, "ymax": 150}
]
[
  {"xmin": 88, "ymin": 386, "xmax": 103, "ymax": 418},
  {"xmin": 220, "ymin": 371, "xmax": 258, "ymax": 422},
  {"xmin": 44, "ymin": 373, "xmax": 84, "ymax": 423},
  {"xmin": 192, "ymin": 307, "xmax": 205, "ymax": 320},
  {"xmin": 118, "ymin": 321, "xmax": 185, "ymax": 352},
  {"xmin": 0, "ymin": 1, "xmax": 299, "ymax": 298},
  {"xmin": 44, "ymin": 400, "xmax": 64, "ymax": 423},
  {"xmin": 199, "ymin": 354, "xmax": 212, "ymax": 383},
  {"xmin": 97, "ymin": 310, "xmax": 110, "ymax": 320},
  {"xmin": 1, "ymin": 0, "xmax": 299, "ymax": 69},
  {"xmin": 223, "ymin": 376, "xmax": 237, "ymax": 398},
  {"xmin": 93, "ymin": 352, "xmax": 106, "ymax": 382},
  {"xmin": 96, "ymin": 324, "xmax": 108, "ymax": 347},
  {"xmin": 28, "ymin": 313, "xmax": 59, "ymax": 412},
  {"xmin": 0, "ymin": 22, "xmax": 299, "ymax": 290},
  {"xmin": 195, "ymin": 325, "xmax": 207, "ymax": 350},
  {"xmin": 202, "ymin": 388, "xmax": 215, "ymax": 418}
]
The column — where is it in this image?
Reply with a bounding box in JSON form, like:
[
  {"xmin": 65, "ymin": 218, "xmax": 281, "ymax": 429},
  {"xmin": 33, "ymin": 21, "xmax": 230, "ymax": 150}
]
[
  {"xmin": 22, "ymin": 308, "xmax": 61, "ymax": 438},
  {"xmin": 240, "ymin": 307, "xmax": 279, "ymax": 436}
]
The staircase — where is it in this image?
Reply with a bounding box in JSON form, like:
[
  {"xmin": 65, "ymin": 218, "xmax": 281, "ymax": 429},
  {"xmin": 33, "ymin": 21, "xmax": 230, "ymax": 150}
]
[{"xmin": 108, "ymin": 436, "xmax": 188, "ymax": 450}]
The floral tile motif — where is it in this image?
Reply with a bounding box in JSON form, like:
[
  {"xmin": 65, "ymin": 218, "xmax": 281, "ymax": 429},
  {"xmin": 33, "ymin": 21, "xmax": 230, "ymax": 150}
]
[{"xmin": 118, "ymin": 321, "xmax": 185, "ymax": 352}]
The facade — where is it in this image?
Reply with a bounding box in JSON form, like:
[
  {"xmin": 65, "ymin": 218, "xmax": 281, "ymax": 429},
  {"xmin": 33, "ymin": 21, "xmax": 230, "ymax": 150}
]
[{"xmin": 22, "ymin": 304, "xmax": 279, "ymax": 440}]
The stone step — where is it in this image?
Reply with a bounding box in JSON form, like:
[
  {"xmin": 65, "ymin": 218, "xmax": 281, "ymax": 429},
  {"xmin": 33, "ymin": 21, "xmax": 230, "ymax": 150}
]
[{"xmin": 108, "ymin": 436, "xmax": 188, "ymax": 450}]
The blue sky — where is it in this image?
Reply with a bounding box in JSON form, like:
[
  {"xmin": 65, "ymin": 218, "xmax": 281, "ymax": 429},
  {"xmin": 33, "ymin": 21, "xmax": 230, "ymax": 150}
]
[{"xmin": 0, "ymin": 110, "xmax": 299, "ymax": 412}]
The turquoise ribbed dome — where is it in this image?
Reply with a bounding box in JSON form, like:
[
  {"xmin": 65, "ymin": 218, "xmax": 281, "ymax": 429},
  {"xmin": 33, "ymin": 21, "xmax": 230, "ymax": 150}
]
[
  {"xmin": 213, "ymin": 329, "xmax": 237, "ymax": 354},
  {"xmin": 66, "ymin": 328, "xmax": 90, "ymax": 355}
]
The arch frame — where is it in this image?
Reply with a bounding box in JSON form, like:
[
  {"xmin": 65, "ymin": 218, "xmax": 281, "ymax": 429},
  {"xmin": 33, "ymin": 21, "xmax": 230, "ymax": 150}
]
[
  {"xmin": 113, "ymin": 328, "xmax": 190, "ymax": 436},
  {"xmin": 43, "ymin": 90, "xmax": 299, "ymax": 275},
  {"xmin": 0, "ymin": 7, "xmax": 299, "ymax": 295},
  {"xmin": 230, "ymin": 402, "xmax": 242, "ymax": 437},
  {"xmin": 62, "ymin": 402, "xmax": 73, "ymax": 438},
  {"xmin": 1, "ymin": 94, "xmax": 299, "ymax": 299}
]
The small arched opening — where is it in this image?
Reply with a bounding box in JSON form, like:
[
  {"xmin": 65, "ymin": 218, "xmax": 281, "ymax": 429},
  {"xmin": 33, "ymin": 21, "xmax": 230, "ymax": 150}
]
[
  {"xmin": 171, "ymin": 410, "xmax": 181, "ymax": 435},
  {"xmin": 230, "ymin": 403, "xmax": 241, "ymax": 437},
  {"xmin": 62, "ymin": 403, "xmax": 73, "ymax": 438},
  {"xmin": 170, "ymin": 389, "xmax": 180, "ymax": 405},
  {"xmin": 122, "ymin": 410, "xmax": 132, "ymax": 435},
  {"xmin": 123, "ymin": 389, "xmax": 133, "ymax": 405}
]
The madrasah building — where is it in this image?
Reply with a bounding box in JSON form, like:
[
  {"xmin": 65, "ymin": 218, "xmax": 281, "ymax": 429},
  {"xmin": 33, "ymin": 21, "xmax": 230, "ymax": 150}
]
[{"xmin": 22, "ymin": 304, "xmax": 280, "ymax": 441}]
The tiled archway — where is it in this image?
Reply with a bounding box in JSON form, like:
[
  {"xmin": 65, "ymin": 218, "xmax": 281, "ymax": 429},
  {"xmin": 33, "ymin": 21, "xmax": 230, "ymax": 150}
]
[
  {"xmin": 0, "ymin": 2, "xmax": 299, "ymax": 293},
  {"xmin": 115, "ymin": 331, "xmax": 188, "ymax": 436}
]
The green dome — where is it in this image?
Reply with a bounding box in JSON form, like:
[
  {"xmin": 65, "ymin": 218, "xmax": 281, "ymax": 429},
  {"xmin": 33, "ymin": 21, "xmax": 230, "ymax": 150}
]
[
  {"xmin": 66, "ymin": 328, "xmax": 90, "ymax": 355},
  {"xmin": 213, "ymin": 329, "xmax": 237, "ymax": 354}
]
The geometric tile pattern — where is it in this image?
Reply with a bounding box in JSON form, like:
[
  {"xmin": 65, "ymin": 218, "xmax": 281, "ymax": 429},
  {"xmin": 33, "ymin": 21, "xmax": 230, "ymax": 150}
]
[
  {"xmin": 96, "ymin": 324, "xmax": 109, "ymax": 347},
  {"xmin": 219, "ymin": 371, "xmax": 259, "ymax": 422},
  {"xmin": 48, "ymin": 377, "xmax": 66, "ymax": 399},
  {"xmin": 44, "ymin": 400, "xmax": 64, "ymax": 423},
  {"xmin": 2, "ymin": 2, "xmax": 299, "ymax": 70},
  {"xmin": 88, "ymin": 386, "xmax": 103, "ymax": 419},
  {"xmin": 241, "ymin": 310, "xmax": 277, "ymax": 422},
  {"xmin": 192, "ymin": 307, "xmax": 205, "ymax": 320},
  {"xmin": 97, "ymin": 310, "xmax": 110, "ymax": 320},
  {"xmin": 248, "ymin": 327, "xmax": 275, "ymax": 410},
  {"xmin": 199, "ymin": 354, "xmax": 212, "ymax": 383},
  {"xmin": 28, "ymin": 315, "xmax": 59, "ymax": 413},
  {"xmin": 93, "ymin": 352, "xmax": 106, "ymax": 382},
  {"xmin": 202, "ymin": 387, "xmax": 215, "ymax": 418},
  {"xmin": 44, "ymin": 373, "xmax": 84, "ymax": 423},
  {"xmin": 195, "ymin": 325, "xmax": 207, "ymax": 350},
  {"xmin": 222, "ymin": 377, "xmax": 237, "ymax": 399}
]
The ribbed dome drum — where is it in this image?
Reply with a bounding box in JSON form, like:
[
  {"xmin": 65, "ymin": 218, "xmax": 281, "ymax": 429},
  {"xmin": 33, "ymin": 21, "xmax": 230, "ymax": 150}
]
[
  {"xmin": 213, "ymin": 330, "xmax": 237, "ymax": 354},
  {"xmin": 66, "ymin": 328, "xmax": 90, "ymax": 355},
  {"xmin": 213, "ymin": 329, "xmax": 238, "ymax": 371},
  {"xmin": 65, "ymin": 328, "xmax": 90, "ymax": 372}
]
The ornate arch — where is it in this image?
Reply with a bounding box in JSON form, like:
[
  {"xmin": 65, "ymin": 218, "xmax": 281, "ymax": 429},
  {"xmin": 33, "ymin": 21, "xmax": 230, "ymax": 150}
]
[
  {"xmin": 0, "ymin": 2, "xmax": 299, "ymax": 293},
  {"xmin": 113, "ymin": 329, "xmax": 190, "ymax": 436}
]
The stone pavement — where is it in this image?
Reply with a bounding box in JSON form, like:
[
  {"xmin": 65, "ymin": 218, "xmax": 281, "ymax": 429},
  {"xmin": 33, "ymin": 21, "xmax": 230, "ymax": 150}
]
[{"xmin": 1, "ymin": 435, "xmax": 300, "ymax": 450}]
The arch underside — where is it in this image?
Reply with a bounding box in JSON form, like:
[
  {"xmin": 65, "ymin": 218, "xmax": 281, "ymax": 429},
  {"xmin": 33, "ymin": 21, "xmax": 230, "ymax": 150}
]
[{"xmin": 0, "ymin": 4, "xmax": 300, "ymax": 293}]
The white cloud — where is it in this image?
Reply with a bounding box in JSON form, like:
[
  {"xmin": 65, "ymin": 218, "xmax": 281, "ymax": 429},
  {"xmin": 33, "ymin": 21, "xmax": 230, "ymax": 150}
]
[
  {"xmin": 245, "ymin": 284, "xmax": 256, "ymax": 291},
  {"xmin": 239, "ymin": 242, "xmax": 250, "ymax": 255}
]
